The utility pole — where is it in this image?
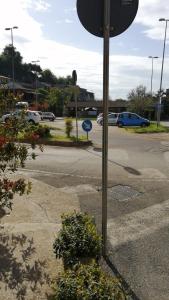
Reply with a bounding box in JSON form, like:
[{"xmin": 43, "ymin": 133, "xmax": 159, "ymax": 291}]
[
  {"xmin": 32, "ymin": 60, "xmax": 40, "ymax": 110},
  {"xmin": 5, "ymin": 26, "xmax": 18, "ymax": 94},
  {"xmin": 157, "ymin": 18, "xmax": 169, "ymax": 126}
]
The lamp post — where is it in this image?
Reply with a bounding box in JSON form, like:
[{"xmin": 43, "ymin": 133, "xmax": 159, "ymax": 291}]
[
  {"xmin": 157, "ymin": 18, "xmax": 169, "ymax": 126},
  {"xmin": 148, "ymin": 56, "xmax": 158, "ymax": 96},
  {"xmin": 5, "ymin": 26, "xmax": 18, "ymax": 94},
  {"xmin": 31, "ymin": 60, "xmax": 40, "ymax": 109},
  {"xmin": 72, "ymin": 70, "xmax": 78, "ymax": 141}
]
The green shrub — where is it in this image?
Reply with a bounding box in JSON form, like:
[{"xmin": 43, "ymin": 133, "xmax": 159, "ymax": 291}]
[
  {"xmin": 25, "ymin": 124, "xmax": 51, "ymax": 138},
  {"xmin": 53, "ymin": 212, "xmax": 102, "ymax": 267},
  {"xmin": 65, "ymin": 118, "xmax": 73, "ymax": 138},
  {"xmin": 53, "ymin": 263, "xmax": 128, "ymax": 300}
]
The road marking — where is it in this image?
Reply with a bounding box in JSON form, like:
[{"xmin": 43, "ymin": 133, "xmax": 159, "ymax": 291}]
[
  {"xmin": 19, "ymin": 168, "xmax": 102, "ymax": 180},
  {"xmin": 107, "ymin": 198, "xmax": 169, "ymax": 247}
]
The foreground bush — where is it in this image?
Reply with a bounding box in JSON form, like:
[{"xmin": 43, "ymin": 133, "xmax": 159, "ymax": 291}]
[
  {"xmin": 25, "ymin": 124, "xmax": 51, "ymax": 139},
  {"xmin": 53, "ymin": 212, "xmax": 101, "ymax": 267},
  {"xmin": 0, "ymin": 114, "xmax": 41, "ymax": 213},
  {"xmin": 53, "ymin": 263, "xmax": 128, "ymax": 300}
]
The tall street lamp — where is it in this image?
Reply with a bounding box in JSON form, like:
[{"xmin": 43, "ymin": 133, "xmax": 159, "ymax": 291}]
[
  {"xmin": 148, "ymin": 56, "xmax": 158, "ymax": 96},
  {"xmin": 157, "ymin": 18, "xmax": 169, "ymax": 126},
  {"xmin": 31, "ymin": 60, "xmax": 40, "ymax": 109},
  {"xmin": 5, "ymin": 26, "xmax": 18, "ymax": 94}
]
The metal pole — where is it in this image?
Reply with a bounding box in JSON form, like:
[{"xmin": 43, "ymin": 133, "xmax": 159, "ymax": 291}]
[
  {"xmin": 157, "ymin": 20, "xmax": 168, "ymax": 126},
  {"xmin": 11, "ymin": 28, "xmax": 15, "ymax": 95},
  {"xmin": 75, "ymin": 87, "xmax": 78, "ymax": 141},
  {"xmin": 31, "ymin": 60, "xmax": 40, "ymax": 110},
  {"xmin": 102, "ymin": 0, "xmax": 110, "ymax": 257},
  {"xmin": 35, "ymin": 72, "xmax": 38, "ymax": 109},
  {"xmin": 150, "ymin": 57, "xmax": 153, "ymax": 96}
]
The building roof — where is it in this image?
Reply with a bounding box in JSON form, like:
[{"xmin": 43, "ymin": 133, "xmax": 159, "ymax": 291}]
[{"xmin": 67, "ymin": 100, "xmax": 128, "ymax": 108}]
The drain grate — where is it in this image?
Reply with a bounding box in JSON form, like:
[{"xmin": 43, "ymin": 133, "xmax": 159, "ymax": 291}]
[{"xmin": 108, "ymin": 185, "xmax": 142, "ymax": 202}]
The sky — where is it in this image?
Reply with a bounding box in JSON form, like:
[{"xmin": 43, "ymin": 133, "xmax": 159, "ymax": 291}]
[{"xmin": 0, "ymin": 0, "xmax": 169, "ymax": 100}]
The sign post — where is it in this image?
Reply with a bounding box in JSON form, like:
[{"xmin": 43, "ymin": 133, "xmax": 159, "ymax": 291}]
[
  {"xmin": 102, "ymin": 0, "xmax": 110, "ymax": 256},
  {"xmin": 77, "ymin": 0, "xmax": 139, "ymax": 256},
  {"xmin": 82, "ymin": 119, "xmax": 93, "ymax": 140}
]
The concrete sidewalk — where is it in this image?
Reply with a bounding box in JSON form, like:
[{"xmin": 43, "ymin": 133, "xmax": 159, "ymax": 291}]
[
  {"xmin": 0, "ymin": 177, "xmax": 80, "ymax": 300},
  {"xmin": 1, "ymin": 173, "xmax": 169, "ymax": 300}
]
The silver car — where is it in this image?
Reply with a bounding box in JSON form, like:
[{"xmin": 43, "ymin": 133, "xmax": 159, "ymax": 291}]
[{"xmin": 97, "ymin": 113, "xmax": 118, "ymax": 126}]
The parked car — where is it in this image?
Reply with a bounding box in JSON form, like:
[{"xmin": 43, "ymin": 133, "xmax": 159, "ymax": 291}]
[
  {"xmin": 116, "ymin": 112, "xmax": 150, "ymax": 127},
  {"xmin": 37, "ymin": 111, "xmax": 43, "ymax": 120},
  {"xmin": 1, "ymin": 110, "xmax": 41, "ymax": 125},
  {"xmin": 42, "ymin": 112, "xmax": 55, "ymax": 121},
  {"xmin": 97, "ymin": 112, "xmax": 118, "ymax": 126}
]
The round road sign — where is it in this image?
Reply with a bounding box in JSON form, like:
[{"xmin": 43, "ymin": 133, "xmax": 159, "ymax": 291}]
[
  {"xmin": 77, "ymin": 0, "xmax": 139, "ymax": 38},
  {"xmin": 82, "ymin": 119, "xmax": 93, "ymax": 132}
]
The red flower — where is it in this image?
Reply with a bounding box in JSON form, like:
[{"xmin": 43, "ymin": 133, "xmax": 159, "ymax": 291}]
[{"xmin": 0, "ymin": 136, "xmax": 7, "ymax": 147}]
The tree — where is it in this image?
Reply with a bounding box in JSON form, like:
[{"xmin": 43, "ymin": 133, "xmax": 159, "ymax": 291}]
[
  {"xmin": 40, "ymin": 69, "xmax": 57, "ymax": 84},
  {"xmin": 0, "ymin": 45, "xmax": 73, "ymax": 88},
  {"xmin": 55, "ymin": 75, "xmax": 74, "ymax": 85},
  {"xmin": 47, "ymin": 88, "xmax": 64, "ymax": 116},
  {"xmin": 128, "ymin": 85, "xmax": 155, "ymax": 118}
]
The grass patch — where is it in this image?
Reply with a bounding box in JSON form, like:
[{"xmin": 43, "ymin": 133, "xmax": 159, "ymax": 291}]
[
  {"xmin": 125, "ymin": 123, "xmax": 169, "ymax": 134},
  {"xmin": 48, "ymin": 126, "xmax": 62, "ymax": 131},
  {"xmin": 70, "ymin": 117, "xmax": 97, "ymax": 121},
  {"xmin": 48, "ymin": 134, "xmax": 88, "ymax": 142}
]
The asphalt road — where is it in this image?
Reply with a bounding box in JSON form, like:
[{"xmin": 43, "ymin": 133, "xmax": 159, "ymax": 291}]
[{"xmin": 22, "ymin": 120, "xmax": 169, "ymax": 300}]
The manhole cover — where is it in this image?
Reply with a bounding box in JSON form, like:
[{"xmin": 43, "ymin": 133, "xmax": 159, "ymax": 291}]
[
  {"xmin": 108, "ymin": 185, "xmax": 142, "ymax": 202},
  {"xmin": 93, "ymin": 147, "xmax": 102, "ymax": 152}
]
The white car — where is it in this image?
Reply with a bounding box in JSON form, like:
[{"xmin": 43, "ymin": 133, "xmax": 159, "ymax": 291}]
[
  {"xmin": 97, "ymin": 112, "xmax": 118, "ymax": 126},
  {"xmin": 41, "ymin": 112, "xmax": 55, "ymax": 121},
  {"xmin": 1, "ymin": 110, "xmax": 41, "ymax": 125}
]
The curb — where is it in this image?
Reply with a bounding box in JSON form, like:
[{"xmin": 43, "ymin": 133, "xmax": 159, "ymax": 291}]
[{"xmin": 19, "ymin": 138, "xmax": 93, "ymax": 148}]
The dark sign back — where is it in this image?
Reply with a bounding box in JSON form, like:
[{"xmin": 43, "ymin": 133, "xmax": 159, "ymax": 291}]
[{"xmin": 77, "ymin": 0, "xmax": 139, "ymax": 38}]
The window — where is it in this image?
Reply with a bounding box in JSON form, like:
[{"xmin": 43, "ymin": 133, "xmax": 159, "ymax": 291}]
[{"xmin": 131, "ymin": 114, "xmax": 139, "ymax": 119}]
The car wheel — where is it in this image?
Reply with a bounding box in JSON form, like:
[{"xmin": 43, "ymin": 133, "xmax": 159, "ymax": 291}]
[
  {"xmin": 29, "ymin": 120, "xmax": 35, "ymax": 125},
  {"xmin": 141, "ymin": 123, "xmax": 146, "ymax": 127},
  {"xmin": 5, "ymin": 118, "xmax": 10, "ymax": 124},
  {"xmin": 118, "ymin": 122, "xmax": 123, "ymax": 127}
]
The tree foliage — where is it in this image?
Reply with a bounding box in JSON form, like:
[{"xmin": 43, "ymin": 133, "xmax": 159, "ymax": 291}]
[
  {"xmin": 127, "ymin": 85, "xmax": 155, "ymax": 117},
  {"xmin": 0, "ymin": 45, "xmax": 73, "ymax": 86},
  {"xmin": 47, "ymin": 88, "xmax": 64, "ymax": 116}
]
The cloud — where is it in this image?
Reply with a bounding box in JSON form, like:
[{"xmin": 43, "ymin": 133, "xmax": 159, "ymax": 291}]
[
  {"xmin": 34, "ymin": 0, "xmax": 51, "ymax": 11},
  {"xmin": 135, "ymin": 0, "xmax": 169, "ymax": 40},
  {"xmin": 0, "ymin": 0, "xmax": 168, "ymax": 99},
  {"xmin": 64, "ymin": 7, "xmax": 76, "ymax": 14},
  {"xmin": 20, "ymin": 0, "xmax": 50, "ymax": 11},
  {"xmin": 65, "ymin": 19, "xmax": 73, "ymax": 24}
]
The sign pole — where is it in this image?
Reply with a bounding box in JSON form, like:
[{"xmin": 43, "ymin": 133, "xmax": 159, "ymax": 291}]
[
  {"xmin": 102, "ymin": 0, "xmax": 110, "ymax": 257},
  {"xmin": 77, "ymin": 0, "xmax": 139, "ymax": 258},
  {"xmin": 75, "ymin": 88, "xmax": 79, "ymax": 141}
]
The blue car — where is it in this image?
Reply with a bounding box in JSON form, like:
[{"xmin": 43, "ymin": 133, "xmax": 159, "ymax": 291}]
[{"xmin": 117, "ymin": 112, "xmax": 150, "ymax": 127}]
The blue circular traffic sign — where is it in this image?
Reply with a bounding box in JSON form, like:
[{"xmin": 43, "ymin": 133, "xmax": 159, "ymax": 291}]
[{"xmin": 82, "ymin": 119, "xmax": 92, "ymax": 132}]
